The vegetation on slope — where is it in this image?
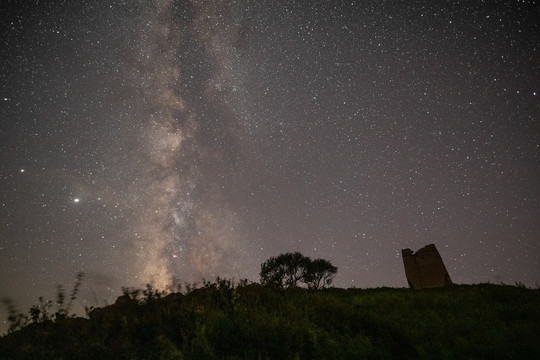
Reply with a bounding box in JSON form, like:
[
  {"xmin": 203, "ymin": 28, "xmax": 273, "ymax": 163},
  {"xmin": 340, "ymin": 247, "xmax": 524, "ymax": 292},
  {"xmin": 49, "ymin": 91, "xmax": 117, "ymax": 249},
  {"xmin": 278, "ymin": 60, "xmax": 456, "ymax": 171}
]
[{"xmin": 1, "ymin": 280, "xmax": 539, "ymax": 360}]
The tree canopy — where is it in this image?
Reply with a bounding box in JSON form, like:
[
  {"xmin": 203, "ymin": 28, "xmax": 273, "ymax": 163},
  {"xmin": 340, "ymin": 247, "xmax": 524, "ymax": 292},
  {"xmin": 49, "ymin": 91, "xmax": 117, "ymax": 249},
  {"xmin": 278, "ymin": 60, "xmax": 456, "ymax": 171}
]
[
  {"xmin": 307, "ymin": 258, "xmax": 338, "ymax": 289},
  {"xmin": 260, "ymin": 252, "xmax": 338, "ymax": 289}
]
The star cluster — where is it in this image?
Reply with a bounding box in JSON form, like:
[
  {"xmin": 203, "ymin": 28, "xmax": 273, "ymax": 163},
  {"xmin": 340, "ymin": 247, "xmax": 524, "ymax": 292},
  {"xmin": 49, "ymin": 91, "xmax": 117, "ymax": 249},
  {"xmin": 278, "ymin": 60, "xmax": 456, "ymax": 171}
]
[{"xmin": 1, "ymin": 0, "xmax": 538, "ymax": 333}]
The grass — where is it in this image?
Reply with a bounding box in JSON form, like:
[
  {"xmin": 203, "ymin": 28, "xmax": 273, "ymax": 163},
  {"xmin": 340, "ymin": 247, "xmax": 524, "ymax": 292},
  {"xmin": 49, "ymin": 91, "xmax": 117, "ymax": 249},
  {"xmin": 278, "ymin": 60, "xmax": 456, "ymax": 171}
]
[{"xmin": 0, "ymin": 281, "xmax": 539, "ymax": 359}]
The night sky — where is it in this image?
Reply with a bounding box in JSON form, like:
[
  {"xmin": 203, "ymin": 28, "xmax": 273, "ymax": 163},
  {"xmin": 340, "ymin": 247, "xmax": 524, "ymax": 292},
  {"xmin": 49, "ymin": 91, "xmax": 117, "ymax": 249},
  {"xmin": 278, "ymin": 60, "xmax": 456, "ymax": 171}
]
[{"xmin": 1, "ymin": 0, "xmax": 539, "ymax": 332}]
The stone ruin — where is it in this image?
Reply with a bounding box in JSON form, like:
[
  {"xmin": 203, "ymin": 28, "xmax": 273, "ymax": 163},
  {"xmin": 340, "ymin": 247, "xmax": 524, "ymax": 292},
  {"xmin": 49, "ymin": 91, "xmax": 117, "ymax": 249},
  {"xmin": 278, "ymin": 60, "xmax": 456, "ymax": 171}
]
[{"xmin": 401, "ymin": 244, "xmax": 453, "ymax": 289}]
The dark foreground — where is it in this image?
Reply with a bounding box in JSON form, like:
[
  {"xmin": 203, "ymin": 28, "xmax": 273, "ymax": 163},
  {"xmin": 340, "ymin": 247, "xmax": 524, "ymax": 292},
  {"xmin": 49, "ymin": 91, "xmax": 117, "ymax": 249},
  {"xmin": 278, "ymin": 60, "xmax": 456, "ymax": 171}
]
[{"xmin": 1, "ymin": 282, "xmax": 539, "ymax": 359}]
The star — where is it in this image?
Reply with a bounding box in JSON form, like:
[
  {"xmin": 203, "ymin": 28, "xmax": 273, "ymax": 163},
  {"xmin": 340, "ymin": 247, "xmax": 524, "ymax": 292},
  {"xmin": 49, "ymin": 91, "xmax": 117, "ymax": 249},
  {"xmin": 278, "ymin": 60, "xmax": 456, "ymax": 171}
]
[{"xmin": 0, "ymin": 0, "xmax": 538, "ymax": 336}]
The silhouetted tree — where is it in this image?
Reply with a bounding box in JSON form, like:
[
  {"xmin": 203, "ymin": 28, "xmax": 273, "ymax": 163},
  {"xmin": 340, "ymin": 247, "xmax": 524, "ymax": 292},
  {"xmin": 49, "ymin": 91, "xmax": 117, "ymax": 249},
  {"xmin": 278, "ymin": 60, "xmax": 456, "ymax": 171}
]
[
  {"xmin": 260, "ymin": 252, "xmax": 311, "ymax": 287},
  {"xmin": 305, "ymin": 258, "xmax": 338, "ymax": 289},
  {"xmin": 260, "ymin": 254, "xmax": 288, "ymax": 287},
  {"xmin": 260, "ymin": 252, "xmax": 337, "ymax": 288},
  {"xmin": 282, "ymin": 252, "xmax": 311, "ymax": 287}
]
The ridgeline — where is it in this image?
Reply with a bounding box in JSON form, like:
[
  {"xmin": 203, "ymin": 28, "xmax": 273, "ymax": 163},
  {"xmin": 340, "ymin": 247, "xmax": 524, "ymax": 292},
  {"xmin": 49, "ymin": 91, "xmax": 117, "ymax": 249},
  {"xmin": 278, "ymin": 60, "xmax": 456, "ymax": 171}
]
[{"xmin": 1, "ymin": 281, "xmax": 539, "ymax": 359}]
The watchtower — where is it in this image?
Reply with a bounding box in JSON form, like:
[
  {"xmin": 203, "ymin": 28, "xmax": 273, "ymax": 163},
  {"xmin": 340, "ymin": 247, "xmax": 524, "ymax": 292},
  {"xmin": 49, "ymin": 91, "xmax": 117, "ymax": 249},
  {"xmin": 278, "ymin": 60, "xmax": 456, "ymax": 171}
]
[{"xmin": 401, "ymin": 244, "xmax": 452, "ymax": 289}]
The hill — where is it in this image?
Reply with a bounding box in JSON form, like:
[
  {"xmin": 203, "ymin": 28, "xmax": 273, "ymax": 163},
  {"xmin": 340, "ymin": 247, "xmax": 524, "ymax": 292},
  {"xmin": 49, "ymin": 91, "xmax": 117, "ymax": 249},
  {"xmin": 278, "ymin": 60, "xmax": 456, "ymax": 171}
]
[{"xmin": 1, "ymin": 281, "xmax": 539, "ymax": 359}]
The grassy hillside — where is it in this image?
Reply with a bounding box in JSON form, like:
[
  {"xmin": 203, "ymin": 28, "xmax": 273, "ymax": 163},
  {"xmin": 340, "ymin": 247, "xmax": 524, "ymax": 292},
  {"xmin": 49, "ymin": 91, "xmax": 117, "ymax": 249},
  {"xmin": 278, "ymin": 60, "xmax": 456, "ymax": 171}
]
[{"xmin": 1, "ymin": 281, "xmax": 539, "ymax": 359}]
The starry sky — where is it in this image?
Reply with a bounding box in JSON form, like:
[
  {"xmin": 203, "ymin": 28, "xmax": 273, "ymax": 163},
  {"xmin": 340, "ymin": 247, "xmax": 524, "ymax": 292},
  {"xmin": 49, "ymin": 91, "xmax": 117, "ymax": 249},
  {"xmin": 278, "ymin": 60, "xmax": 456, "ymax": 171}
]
[{"xmin": 1, "ymin": 0, "xmax": 539, "ymax": 331}]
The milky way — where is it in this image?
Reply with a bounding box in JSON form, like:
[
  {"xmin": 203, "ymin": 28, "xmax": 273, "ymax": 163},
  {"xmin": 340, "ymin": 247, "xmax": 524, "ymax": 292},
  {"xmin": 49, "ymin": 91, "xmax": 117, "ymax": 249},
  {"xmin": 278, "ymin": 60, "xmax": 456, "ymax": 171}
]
[
  {"xmin": 123, "ymin": 0, "xmax": 258, "ymax": 288},
  {"xmin": 1, "ymin": 0, "xmax": 539, "ymax": 333}
]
